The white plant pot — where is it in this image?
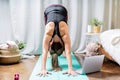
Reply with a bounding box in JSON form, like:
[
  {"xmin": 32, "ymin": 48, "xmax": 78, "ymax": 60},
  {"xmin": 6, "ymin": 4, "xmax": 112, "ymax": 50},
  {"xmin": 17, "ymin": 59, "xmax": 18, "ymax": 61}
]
[{"xmin": 87, "ymin": 25, "xmax": 93, "ymax": 33}]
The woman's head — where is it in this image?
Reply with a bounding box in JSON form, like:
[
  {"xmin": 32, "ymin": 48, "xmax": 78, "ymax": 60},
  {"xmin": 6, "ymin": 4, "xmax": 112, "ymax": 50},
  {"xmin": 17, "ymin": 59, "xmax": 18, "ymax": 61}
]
[
  {"xmin": 50, "ymin": 41, "xmax": 64, "ymax": 56},
  {"xmin": 51, "ymin": 42, "xmax": 63, "ymax": 52}
]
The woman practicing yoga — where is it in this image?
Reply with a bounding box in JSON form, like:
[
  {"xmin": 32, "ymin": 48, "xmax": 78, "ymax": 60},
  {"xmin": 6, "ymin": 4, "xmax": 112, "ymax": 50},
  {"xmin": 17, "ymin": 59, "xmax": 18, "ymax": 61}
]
[{"xmin": 39, "ymin": 4, "xmax": 77, "ymax": 76}]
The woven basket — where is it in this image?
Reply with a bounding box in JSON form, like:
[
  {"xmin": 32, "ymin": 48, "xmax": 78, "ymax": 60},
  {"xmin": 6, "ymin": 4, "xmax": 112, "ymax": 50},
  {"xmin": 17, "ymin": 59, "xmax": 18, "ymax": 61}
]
[{"xmin": 0, "ymin": 49, "xmax": 21, "ymax": 64}]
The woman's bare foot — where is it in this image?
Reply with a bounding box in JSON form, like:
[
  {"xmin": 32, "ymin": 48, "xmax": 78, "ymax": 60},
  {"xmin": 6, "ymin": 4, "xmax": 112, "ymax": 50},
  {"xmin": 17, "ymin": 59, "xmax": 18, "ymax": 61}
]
[
  {"xmin": 62, "ymin": 51, "xmax": 66, "ymax": 57},
  {"xmin": 47, "ymin": 51, "xmax": 51, "ymax": 58},
  {"xmin": 53, "ymin": 66, "xmax": 62, "ymax": 71}
]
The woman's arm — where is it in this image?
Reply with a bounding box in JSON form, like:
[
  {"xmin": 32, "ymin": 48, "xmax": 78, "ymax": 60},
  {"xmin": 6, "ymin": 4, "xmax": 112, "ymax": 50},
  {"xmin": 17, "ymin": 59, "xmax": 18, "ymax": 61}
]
[
  {"xmin": 62, "ymin": 34, "xmax": 72, "ymax": 70},
  {"xmin": 41, "ymin": 34, "xmax": 51, "ymax": 70},
  {"xmin": 40, "ymin": 22, "xmax": 54, "ymax": 75},
  {"xmin": 59, "ymin": 21, "xmax": 77, "ymax": 75}
]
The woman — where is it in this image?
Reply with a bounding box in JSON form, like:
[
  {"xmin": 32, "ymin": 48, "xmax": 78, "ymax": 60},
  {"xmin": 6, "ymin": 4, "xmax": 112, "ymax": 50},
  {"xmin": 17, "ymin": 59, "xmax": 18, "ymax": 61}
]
[{"xmin": 40, "ymin": 4, "xmax": 77, "ymax": 76}]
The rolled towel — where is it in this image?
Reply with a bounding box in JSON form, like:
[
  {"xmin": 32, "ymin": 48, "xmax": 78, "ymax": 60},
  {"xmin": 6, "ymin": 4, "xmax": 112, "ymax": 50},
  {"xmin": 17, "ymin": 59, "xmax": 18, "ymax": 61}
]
[
  {"xmin": 0, "ymin": 44, "xmax": 9, "ymax": 50},
  {"xmin": 6, "ymin": 41, "xmax": 18, "ymax": 49}
]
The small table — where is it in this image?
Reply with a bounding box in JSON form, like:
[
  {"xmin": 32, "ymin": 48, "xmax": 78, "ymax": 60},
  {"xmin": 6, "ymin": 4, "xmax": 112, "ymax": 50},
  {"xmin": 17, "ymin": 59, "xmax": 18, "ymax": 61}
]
[{"xmin": 85, "ymin": 32, "xmax": 101, "ymax": 45}]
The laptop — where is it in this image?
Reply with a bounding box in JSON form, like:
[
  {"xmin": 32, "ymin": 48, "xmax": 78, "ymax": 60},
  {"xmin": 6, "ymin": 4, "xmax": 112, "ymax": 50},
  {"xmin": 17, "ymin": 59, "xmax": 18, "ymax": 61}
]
[{"xmin": 76, "ymin": 55, "xmax": 104, "ymax": 74}]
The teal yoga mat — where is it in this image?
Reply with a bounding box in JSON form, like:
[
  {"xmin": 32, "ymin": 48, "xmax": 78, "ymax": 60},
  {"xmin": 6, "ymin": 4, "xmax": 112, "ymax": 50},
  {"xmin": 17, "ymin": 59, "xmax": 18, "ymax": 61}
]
[{"xmin": 29, "ymin": 53, "xmax": 89, "ymax": 80}]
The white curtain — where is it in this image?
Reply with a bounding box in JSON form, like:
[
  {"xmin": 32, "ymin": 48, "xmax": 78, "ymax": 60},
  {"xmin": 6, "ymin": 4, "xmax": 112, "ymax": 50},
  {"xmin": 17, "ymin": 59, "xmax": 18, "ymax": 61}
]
[{"xmin": 0, "ymin": 0, "xmax": 120, "ymax": 55}]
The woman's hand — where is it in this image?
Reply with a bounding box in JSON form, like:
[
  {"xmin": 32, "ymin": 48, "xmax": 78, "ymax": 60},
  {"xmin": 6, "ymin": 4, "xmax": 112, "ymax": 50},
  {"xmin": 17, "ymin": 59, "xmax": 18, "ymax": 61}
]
[
  {"xmin": 63, "ymin": 69, "xmax": 78, "ymax": 76},
  {"xmin": 37, "ymin": 70, "xmax": 51, "ymax": 77}
]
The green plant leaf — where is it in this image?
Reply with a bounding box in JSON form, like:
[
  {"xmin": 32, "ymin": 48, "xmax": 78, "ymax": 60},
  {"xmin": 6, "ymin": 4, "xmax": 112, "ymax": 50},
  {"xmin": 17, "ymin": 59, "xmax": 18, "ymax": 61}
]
[
  {"xmin": 90, "ymin": 18, "xmax": 103, "ymax": 26},
  {"xmin": 15, "ymin": 40, "xmax": 25, "ymax": 50}
]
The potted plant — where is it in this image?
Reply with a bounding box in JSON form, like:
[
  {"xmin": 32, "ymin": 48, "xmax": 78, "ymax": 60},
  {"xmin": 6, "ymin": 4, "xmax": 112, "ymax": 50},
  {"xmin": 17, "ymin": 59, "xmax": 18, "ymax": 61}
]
[
  {"xmin": 90, "ymin": 18, "xmax": 103, "ymax": 33},
  {"xmin": 15, "ymin": 40, "xmax": 25, "ymax": 50}
]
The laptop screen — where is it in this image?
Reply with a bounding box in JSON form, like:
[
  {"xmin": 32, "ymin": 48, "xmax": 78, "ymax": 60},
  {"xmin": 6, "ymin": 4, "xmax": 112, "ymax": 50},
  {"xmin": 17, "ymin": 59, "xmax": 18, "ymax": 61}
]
[{"xmin": 76, "ymin": 55, "xmax": 104, "ymax": 74}]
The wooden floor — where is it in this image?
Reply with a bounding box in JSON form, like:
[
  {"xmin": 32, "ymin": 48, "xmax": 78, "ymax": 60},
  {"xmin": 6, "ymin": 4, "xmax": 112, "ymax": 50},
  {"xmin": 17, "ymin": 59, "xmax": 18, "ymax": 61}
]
[
  {"xmin": 0, "ymin": 57, "xmax": 38, "ymax": 80},
  {"xmin": 0, "ymin": 53, "xmax": 120, "ymax": 80}
]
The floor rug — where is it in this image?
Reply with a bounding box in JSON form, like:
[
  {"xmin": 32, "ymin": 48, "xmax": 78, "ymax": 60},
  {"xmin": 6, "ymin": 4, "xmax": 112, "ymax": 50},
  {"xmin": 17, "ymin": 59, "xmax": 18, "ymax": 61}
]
[{"xmin": 29, "ymin": 53, "xmax": 89, "ymax": 80}]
